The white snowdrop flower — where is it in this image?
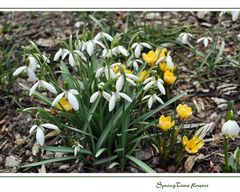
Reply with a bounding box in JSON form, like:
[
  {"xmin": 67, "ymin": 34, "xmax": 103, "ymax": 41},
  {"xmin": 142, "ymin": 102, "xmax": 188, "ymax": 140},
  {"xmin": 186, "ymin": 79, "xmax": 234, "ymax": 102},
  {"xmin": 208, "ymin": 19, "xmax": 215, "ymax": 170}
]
[
  {"xmin": 29, "ymin": 123, "xmax": 59, "ymax": 146},
  {"xmin": 52, "ymin": 89, "xmax": 80, "ymax": 110},
  {"xmin": 231, "ymin": 11, "xmax": 240, "ymax": 21},
  {"xmin": 95, "ymin": 64, "xmax": 116, "ymax": 80},
  {"xmin": 30, "ymin": 79, "xmax": 57, "ymax": 96},
  {"xmin": 54, "ymin": 48, "xmax": 86, "ymax": 67},
  {"xmin": 143, "ymin": 94, "xmax": 164, "ymax": 109},
  {"xmin": 222, "ymin": 120, "xmax": 240, "ymax": 139},
  {"xmin": 177, "ymin": 32, "xmax": 192, "ymax": 45},
  {"xmin": 82, "ymin": 40, "xmax": 106, "ymax": 56},
  {"xmin": 102, "ymin": 48, "xmax": 113, "ymax": 58},
  {"xmin": 111, "ymin": 46, "xmax": 129, "ymax": 57},
  {"xmin": 13, "ymin": 56, "xmax": 38, "ymax": 81},
  {"xmin": 94, "ymin": 32, "xmax": 113, "ymax": 42},
  {"xmin": 116, "ymin": 73, "xmax": 138, "ymax": 92},
  {"xmin": 109, "ymin": 90, "xmax": 132, "ymax": 112},
  {"xmin": 197, "ymin": 37, "xmax": 212, "ymax": 47},
  {"xmin": 90, "ymin": 82, "xmax": 111, "ymax": 103},
  {"xmin": 127, "ymin": 59, "xmax": 143, "ymax": 70},
  {"xmin": 143, "ymin": 77, "xmax": 166, "ymax": 95},
  {"xmin": 131, "ymin": 42, "xmax": 152, "ymax": 58},
  {"xmin": 72, "ymin": 141, "xmax": 83, "ymax": 157},
  {"xmin": 219, "ymin": 11, "xmax": 227, "ymax": 17}
]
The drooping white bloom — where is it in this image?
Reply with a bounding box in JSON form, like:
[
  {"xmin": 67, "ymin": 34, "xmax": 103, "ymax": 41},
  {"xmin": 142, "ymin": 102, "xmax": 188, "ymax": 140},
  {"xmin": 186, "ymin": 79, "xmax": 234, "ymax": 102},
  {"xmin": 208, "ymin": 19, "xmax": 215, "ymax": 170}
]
[
  {"xmin": 13, "ymin": 56, "xmax": 38, "ymax": 81},
  {"xmin": 94, "ymin": 32, "xmax": 113, "ymax": 42},
  {"xmin": 54, "ymin": 48, "xmax": 86, "ymax": 67},
  {"xmin": 109, "ymin": 91, "xmax": 132, "ymax": 112},
  {"xmin": 82, "ymin": 40, "xmax": 106, "ymax": 56},
  {"xmin": 127, "ymin": 59, "xmax": 143, "ymax": 70},
  {"xmin": 143, "ymin": 94, "xmax": 164, "ymax": 109},
  {"xmin": 29, "ymin": 123, "xmax": 59, "ymax": 146},
  {"xmin": 196, "ymin": 37, "xmax": 212, "ymax": 47},
  {"xmin": 177, "ymin": 32, "xmax": 193, "ymax": 45},
  {"xmin": 90, "ymin": 82, "xmax": 111, "ymax": 103},
  {"xmin": 29, "ymin": 79, "xmax": 57, "ymax": 96},
  {"xmin": 116, "ymin": 73, "xmax": 138, "ymax": 92},
  {"xmin": 131, "ymin": 42, "xmax": 152, "ymax": 58},
  {"xmin": 95, "ymin": 64, "xmax": 116, "ymax": 80},
  {"xmin": 108, "ymin": 81, "xmax": 132, "ymax": 112},
  {"xmin": 231, "ymin": 11, "xmax": 240, "ymax": 21},
  {"xmin": 111, "ymin": 46, "xmax": 129, "ymax": 57},
  {"xmin": 143, "ymin": 77, "xmax": 166, "ymax": 95},
  {"xmin": 52, "ymin": 89, "xmax": 80, "ymax": 110},
  {"xmin": 72, "ymin": 142, "xmax": 83, "ymax": 157},
  {"xmin": 222, "ymin": 120, "xmax": 240, "ymax": 139}
]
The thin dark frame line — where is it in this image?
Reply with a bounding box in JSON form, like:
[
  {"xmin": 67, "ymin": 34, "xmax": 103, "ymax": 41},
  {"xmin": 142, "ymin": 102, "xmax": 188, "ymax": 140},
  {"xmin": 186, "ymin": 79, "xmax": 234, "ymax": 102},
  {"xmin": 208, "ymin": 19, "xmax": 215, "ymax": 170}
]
[
  {"xmin": 0, "ymin": 8, "xmax": 240, "ymax": 9},
  {"xmin": 0, "ymin": 176, "xmax": 240, "ymax": 178}
]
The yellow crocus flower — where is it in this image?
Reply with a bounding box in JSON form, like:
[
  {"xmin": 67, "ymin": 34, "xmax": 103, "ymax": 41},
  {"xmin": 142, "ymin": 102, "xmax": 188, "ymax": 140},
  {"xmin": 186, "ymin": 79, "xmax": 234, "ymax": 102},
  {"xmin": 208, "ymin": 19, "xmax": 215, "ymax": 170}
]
[
  {"xmin": 137, "ymin": 70, "xmax": 149, "ymax": 82},
  {"xmin": 159, "ymin": 115, "xmax": 175, "ymax": 132},
  {"xmin": 182, "ymin": 135, "xmax": 204, "ymax": 154},
  {"xmin": 163, "ymin": 71, "xmax": 176, "ymax": 85},
  {"xmin": 176, "ymin": 104, "xmax": 192, "ymax": 121},
  {"xmin": 56, "ymin": 97, "xmax": 73, "ymax": 111},
  {"xmin": 142, "ymin": 50, "xmax": 159, "ymax": 67}
]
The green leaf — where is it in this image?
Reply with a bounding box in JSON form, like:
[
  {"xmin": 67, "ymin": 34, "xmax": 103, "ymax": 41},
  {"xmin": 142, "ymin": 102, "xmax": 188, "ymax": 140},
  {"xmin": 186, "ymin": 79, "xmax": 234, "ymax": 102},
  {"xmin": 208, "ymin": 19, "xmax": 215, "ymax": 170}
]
[
  {"xmin": 93, "ymin": 155, "xmax": 118, "ymax": 166},
  {"xmin": 95, "ymin": 148, "xmax": 107, "ymax": 158},
  {"xmin": 21, "ymin": 156, "xmax": 77, "ymax": 168},
  {"xmin": 108, "ymin": 162, "xmax": 119, "ymax": 169},
  {"xmin": 126, "ymin": 155, "xmax": 156, "ymax": 173},
  {"xmin": 214, "ymin": 40, "xmax": 225, "ymax": 64},
  {"xmin": 42, "ymin": 146, "xmax": 93, "ymax": 156}
]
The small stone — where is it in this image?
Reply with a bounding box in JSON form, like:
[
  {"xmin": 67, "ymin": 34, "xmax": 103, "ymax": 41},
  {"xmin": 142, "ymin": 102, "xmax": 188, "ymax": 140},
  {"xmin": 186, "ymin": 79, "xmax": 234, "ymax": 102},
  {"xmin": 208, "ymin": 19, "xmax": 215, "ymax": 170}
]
[
  {"xmin": 5, "ymin": 156, "xmax": 21, "ymax": 168},
  {"xmin": 135, "ymin": 150, "xmax": 152, "ymax": 161},
  {"xmin": 59, "ymin": 164, "xmax": 70, "ymax": 170}
]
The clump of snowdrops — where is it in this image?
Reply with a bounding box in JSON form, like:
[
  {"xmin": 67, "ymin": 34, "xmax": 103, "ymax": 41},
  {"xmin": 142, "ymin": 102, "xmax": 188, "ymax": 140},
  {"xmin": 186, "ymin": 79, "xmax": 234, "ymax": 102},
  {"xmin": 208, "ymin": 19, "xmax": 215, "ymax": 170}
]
[{"xmin": 14, "ymin": 26, "xmax": 188, "ymax": 172}]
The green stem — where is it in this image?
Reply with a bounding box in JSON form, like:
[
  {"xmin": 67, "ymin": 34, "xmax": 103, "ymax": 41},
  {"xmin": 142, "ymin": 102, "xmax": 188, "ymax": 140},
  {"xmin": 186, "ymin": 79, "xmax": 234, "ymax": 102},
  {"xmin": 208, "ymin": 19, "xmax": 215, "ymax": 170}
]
[{"xmin": 224, "ymin": 136, "xmax": 229, "ymax": 170}]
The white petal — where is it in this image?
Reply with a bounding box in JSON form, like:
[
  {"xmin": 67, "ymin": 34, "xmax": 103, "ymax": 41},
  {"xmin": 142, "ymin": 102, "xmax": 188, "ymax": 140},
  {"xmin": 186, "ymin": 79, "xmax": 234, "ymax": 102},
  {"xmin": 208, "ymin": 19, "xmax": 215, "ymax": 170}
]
[
  {"xmin": 118, "ymin": 92, "xmax": 132, "ymax": 102},
  {"xmin": 67, "ymin": 92, "xmax": 79, "ymax": 110},
  {"xmin": 52, "ymin": 92, "xmax": 65, "ymax": 106},
  {"xmin": 134, "ymin": 44, "xmax": 141, "ymax": 58},
  {"xmin": 157, "ymin": 81, "xmax": 166, "ymax": 95},
  {"xmin": 87, "ymin": 41, "xmax": 94, "ymax": 56},
  {"xmin": 231, "ymin": 11, "xmax": 240, "ymax": 21},
  {"xmin": 36, "ymin": 127, "xmax": 45, "ymax": 146},
  {"xmin": 68, "ymin": 89, "xmax": 79, "ymax": 95},
  {"xmin": 29, "ymin": 125, "xmax": 37, "ymax": 134},
  {"xmin": 54, "ymin": 48, "xmax": 63, "ymax": 61},
  {"xmin": 154, "ymin": 94, "xmax": 164, "ymax": 104},
  {"xmin": 133, "ymin": 61, "xmax": 139, "ymax": 70},
  {"xmin": 141, "ymin": 42, "xmax": 152, "ymax": 49},
  {"xmin": 41, "ymin": 123, "xmax": 58, "ymax": 130},
  {"xmin": 142, "ymin": 95, "xmax": 151, "ymax": 100},
  {"xmin": 166, "ymin": 56, "xmax": 174, "ymax": 69},
  {"xmin": 90, "ymin": 92, "xmax": 100, "ymax": 103},
  {"xmin": 196, "ymin": 37, "xmax": 204, "ymax": 43},
  {"xmin": 148, "ymin": 96, "xmax": 154, "ymax": 109},
  {"xmin": 143, "ymin": 77, "xmax": 153, "ymax": 85},
  {"xmin": 29, "ymin": 56, "xmax": 38, "ymax": 70},
  {"xmin": 94, "ymin": 40, "xmax": 106, "ymax": 49},
  {"xmin": 41, "ymin": 81, "xmax": 57, "ymax": 94},
  {"xmin": 143, "ymin": 81, "xmax": 154, "ymax": 91},
  {"xmin": 116, "ymin": 75, "xmax": 124, "ymax": 92},
  {"xmin": 29, "ymin": 81, "xmax": 39, "ymax": 96},
  {"xmin": 13, "ymin": 66, "xmax": 26, "ymax": 76},
  {"xmin": 118, "ymin": 46, "xmax": 129, "ymax": 56},
  {"xmin": 203, "ymin": 38, "xmax": 208, "ymax": 47},
  {"xmin": 69, "ymin": 53, "xmax": 75, "ymax": 67},
  {"xmin": 62, "ymin": 49, "xmax": 69, "ymax": 60},
  {"xmin": 102, "ymin": 91, "xmax": 111, "ymax": 101},
  {"xmin": 126, "ymin": 78, "xmax": 136, "ymax": 86},
  {"xmin": 74, "ymin": 50, "xmax": 87, "ymax": 62},
  {"xmin": 126, "ymin": 74, "xmax": 138, "ymax": 81},
  {"xmin": 109, "ymin": 94, "xmax": 116, "ymax": 112},
  {"xmin": 131, "ymin": 43, "xmax": 138, "ymax": 49},
  {"xmin": 28, "ymin": 68, "xmax": 37, "ymax": 81},
  {"xmin": 96, "ymin": 67, "xmax": 104, "ymax": 78}
]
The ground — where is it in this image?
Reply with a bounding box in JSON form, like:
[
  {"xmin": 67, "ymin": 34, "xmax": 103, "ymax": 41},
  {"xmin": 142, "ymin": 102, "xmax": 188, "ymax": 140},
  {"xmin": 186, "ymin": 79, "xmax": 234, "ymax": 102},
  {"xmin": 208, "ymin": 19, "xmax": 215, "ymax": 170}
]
[{"xmin": 0, "ymin": 11, "xmax": 240, "ymax": 173}]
